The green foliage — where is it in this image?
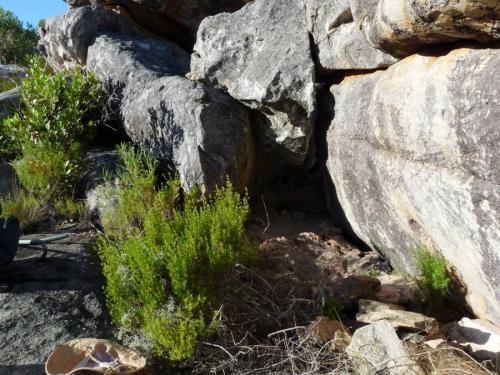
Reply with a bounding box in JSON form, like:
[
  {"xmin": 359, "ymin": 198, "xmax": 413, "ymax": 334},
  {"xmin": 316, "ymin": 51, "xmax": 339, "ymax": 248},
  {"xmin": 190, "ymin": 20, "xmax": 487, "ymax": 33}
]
[
  {"xmin": 1, "ymin": 55, "xmax": 106, "ymax": 156},
  {"xmin": 13, "ymin": 144, "xmax": 77, "ymax": 199},
  {"xmin": 0, "ymin": 7, "xmax": 38, "ymax": 65},
  {"xmin": 97, "ymin": 145, "xmax": 253, "ymax": 361},
  {"xmin": 414, "ymin": 245, "xmax": 450, "ymax": 303},
  {"xmin": 0, "ymin": 188, "xmax": 48, "ymax": 230},
  {"xmin": 0, "ymin": 55, "xmax": 107, "ymax": 229},
  {"xmin": 323, "ymin": 298, "xmax": 346, "ymax": 321},
  {"xmin": 0, "ymin": 77, "xmax": 19, "ymax": 93}
]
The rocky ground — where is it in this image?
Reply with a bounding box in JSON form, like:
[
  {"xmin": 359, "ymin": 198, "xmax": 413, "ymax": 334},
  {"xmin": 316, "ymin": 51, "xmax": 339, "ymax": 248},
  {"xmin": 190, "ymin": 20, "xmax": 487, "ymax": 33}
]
[{"xmin": 0, "ymin": 225, "xmax": 111, "ymax": 375}]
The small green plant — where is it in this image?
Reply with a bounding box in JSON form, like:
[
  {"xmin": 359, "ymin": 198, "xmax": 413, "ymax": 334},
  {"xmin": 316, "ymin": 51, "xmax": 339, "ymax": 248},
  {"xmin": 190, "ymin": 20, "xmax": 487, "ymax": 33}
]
[
  {"xmin": 323, "ymin": 298, "xmax": 345, "ymax": 321},
  {"xmin": 97, "ymin": 145, "xmax": 253, "ymax": 361},
  {"xmin": 414, "ymin": 245, "xmax": 450, "ymax": 303},
  {"xmin": 368, "ymin": 269, "xmax": 382, "ymax": 278}
]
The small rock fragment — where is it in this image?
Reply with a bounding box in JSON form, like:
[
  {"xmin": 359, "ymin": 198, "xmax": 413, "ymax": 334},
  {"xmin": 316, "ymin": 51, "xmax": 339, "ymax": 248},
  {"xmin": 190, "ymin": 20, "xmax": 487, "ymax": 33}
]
[
  {"xmin": 424, "ymin": 339, "xmax": 446, "ymax": 350},
  {"xmin": 347, "ymin": 320, "xmax": 424, "ymax": 375},
  {"xmin": 448, "ymin": 317, "xmax": 500, "ymax": 365}
]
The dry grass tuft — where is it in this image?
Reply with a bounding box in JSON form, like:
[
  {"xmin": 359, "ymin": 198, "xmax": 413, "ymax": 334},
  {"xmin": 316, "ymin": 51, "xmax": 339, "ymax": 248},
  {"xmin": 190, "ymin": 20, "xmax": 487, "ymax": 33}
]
[
  {"xmin": 190, "ymin": 264, "xmax": 354, "ymax": 374},
  {"xmin": 412, "ymin": 343, "xmax": 497, "ymax": 375}
]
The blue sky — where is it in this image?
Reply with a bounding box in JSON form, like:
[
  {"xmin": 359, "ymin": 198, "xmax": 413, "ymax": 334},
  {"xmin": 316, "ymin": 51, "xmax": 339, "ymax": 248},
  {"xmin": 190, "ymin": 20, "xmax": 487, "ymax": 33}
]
[{"xmin": 1, "ymin": 0, "xmax": 68, "ymax": 26}]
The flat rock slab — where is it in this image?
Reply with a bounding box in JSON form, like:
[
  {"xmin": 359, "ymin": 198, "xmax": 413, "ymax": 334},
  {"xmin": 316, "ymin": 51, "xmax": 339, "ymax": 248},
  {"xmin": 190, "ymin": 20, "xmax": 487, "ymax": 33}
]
[
  {"xmin": 357, "ymin": 300, "xmax": 439, "ymax": 335},
  {"xmin": 0, "ymin": 229, "xmax": 111, "ymax": 374}
]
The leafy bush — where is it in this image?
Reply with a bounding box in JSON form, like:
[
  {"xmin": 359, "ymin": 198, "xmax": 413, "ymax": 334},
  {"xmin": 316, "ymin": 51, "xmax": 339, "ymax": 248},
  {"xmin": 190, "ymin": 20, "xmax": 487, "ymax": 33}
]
[
  {"xmin": 414, "ymin": 245, "xmax": 450, "ymax": 303},
  {"xmin": 97, "ymin": 145, "xmax": 253, "ymax": 361},
  {"xmin": 2, "ymin": 55, "xmax": 106, "ymax": 156},
  {"xmin": 0, "ymin": 7, "xmax": 38, "ymax": 65},
  {"xmin": 0, "ymin": 55, "xmax": 107, "ymax": 228}
]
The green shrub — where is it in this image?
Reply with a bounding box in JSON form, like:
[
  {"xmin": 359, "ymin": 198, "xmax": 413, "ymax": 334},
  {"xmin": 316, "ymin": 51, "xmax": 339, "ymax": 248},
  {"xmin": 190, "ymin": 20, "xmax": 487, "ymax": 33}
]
[
  {"xmin": 2, "ymin": 55, "xmax": 106, "ymax": 156},
  {"xmin": 414, "ymin": 245, "xmax": 450, "ymax": 303},
  {"xmin": 0, "ymin": 55, "xmax": 107, "ymax": 228},
  {"xmin": 97, "ymin": 145, "xmax": 253, "ymax": 361},
  {"xmin": 0, "ymin": 7, "xmax": 38, "ymax": 65}
]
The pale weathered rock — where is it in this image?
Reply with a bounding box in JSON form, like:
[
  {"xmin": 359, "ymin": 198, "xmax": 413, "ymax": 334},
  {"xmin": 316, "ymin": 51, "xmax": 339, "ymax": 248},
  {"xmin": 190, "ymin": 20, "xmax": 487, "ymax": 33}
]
[
  {"xmin": 449, "ymin": 317, "xmax": 500, "ymax": 365},
  {"xmin": 357, "ymin": 300, "xmax": 439, "ymax": 334},
  {"xmin": 376, "ymin": 275, "xmax": 418, "ymax": 305},
  {"xmin": 88, "ymin": 33, "xmax": 256, "ymax": 192},
  {"xmin": 191, "ymin": 0, "xmax": 316, "ymax": 165},
  {"xmin": 327, "ymin": 47, "xmax": 500, "ymax": 325},
  {"xmin": 305, "ymin": 0, "xmax": 398, "ymax": 71},
  {"xmin": 0, "ymin": 88, "xmax": 21, "ymax": 122},
  {"xmin": 39, "ymin": 5, "xmax": 147, "ymax": 70},
  {"xmin": 350, "ymin": 0, "xmax": 500, "ymax": 57},
  {"xmin": 347, "ymin": 320, "xmax": 424, "ymax": 375}
]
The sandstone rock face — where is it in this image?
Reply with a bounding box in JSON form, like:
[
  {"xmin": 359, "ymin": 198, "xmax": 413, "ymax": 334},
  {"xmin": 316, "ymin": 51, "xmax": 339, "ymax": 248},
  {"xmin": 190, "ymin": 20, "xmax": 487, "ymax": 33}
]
[
  {"xmin": 191, "ymin": 0, "xmax": 316, "ymax": 165},
  {"xmin": 327, "ymin": 47, "xmax": 500, "ymax": 325},
  {"xmin": 347, "ymin": 320, "xmax": 424, "ymax": 375},
  {"xmin": 305, "ymin": 0, "xmax": 398, "ymax": 71},
  {"xmin": 350, "ymin": 0, "xmax": 500, "ymax": 57},
  {"xmin": 39, "ymin": 5, "xmax": 146, "ymax": 70},
  {"xmin": 88, "ymin": 33, "xmax": 256, "ymax": 192},
  {"xmin": 0, "ymin": 88, "xmax": 21, "ymax": 122}
]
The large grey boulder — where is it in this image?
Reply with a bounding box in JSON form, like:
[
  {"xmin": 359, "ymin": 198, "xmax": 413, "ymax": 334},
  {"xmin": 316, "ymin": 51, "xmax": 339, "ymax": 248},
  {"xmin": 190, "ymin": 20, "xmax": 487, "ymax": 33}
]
[
  {"xmin": 39, "ymin": 5, "xmax": 147, "ymax": 70},
  {"xmin": 0, "ymin": 88, "xmax": 21, "ymax": 122},
  {"xmin": 86, "ymin": 0, "xmax": 251, "ymax": 49},
  {"xmin": 346, "ymin": 320, "xmax": 424, "ymax": 375},
  {"xmin": 88, "ymin": 33, "xmax": 256, "ymax": 192},
  {"xmin": 350, "ymin": 0, "xmax": 500, "ymax": 57},
  {"xmin": 326, "ymin": 47, "xmax": 500, "ymax": 325},
  {"xmin": 191, "ymin": 0, "xmax": 316, "ymax": 166},
  {"xmin": 305, "ymin": 0, "xmax": 397, "ymax": 71}
]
